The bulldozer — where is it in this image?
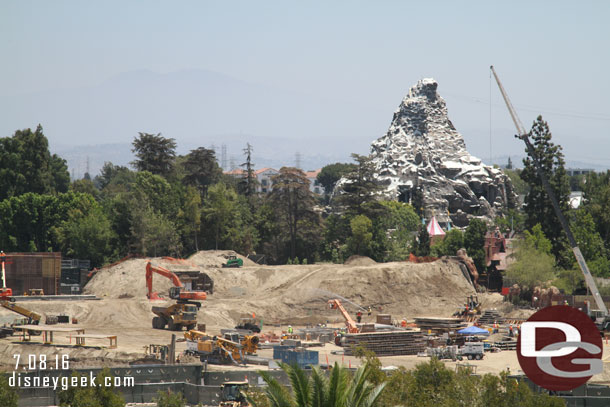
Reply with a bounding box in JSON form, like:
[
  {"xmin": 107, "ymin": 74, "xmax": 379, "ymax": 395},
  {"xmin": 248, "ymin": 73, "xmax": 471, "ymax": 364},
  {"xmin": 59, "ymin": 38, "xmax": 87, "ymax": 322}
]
[
  {"xmin": 222, "ymin": 255, "xmax": 243, "ymax": 268},
  {"xmin": 219, "ymin": 381, "xmax": 250, "ymax": 407}
]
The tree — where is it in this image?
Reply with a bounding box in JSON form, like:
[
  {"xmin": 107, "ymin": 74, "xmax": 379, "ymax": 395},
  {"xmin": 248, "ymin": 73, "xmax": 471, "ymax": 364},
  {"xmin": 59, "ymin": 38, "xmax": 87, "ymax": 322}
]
[
  {"xmin": 582, "ymin": 170, "xmax": 610, "ymax": 251},
  {"xmin": 154, "ymin": 390, "xmax": 186, "ymax": 407},
  {"xmin": 335, "ymin": 154, "xmax": 383, "ymax": 216},
  {"xmin": 568, "ymin": 209, "xmax": 610, "ymax": 277},
  {"xmin": 505, "ymin": 236, "xmax": 556, "ymax": 290},
  {"xmin": 0, "ymin": 374, "xmax": 18, "ymax": 407},
  {"xmin": 252, "ymin": 362, "xmax": 386, "ymax": 407},
  {"xmin": 269, "ymin": 167, "xmax": 321, "ymax": 262},
  {"xmin": 464, "ymin": 218, "xmax": 488, "ymax": 272},
  {"xmin": 55, "ymin": 202, "xmax": 116, "ymax": 267},
  {"xmin": 317, "ymin": 162, "xmax": 357, "ymax": 196},
  {"xmin": 378, "ymin": 201, "xmax": 420, "ymax": 260},
  {"xmin": 131, "ymin": 132, "xmax": 177, "ymax": 177},
  {"xmin": 181, "ymin": 147, "xmax": 221, "ymax": 196},
  {"xmin": 239, "ymin": 143, "xmax": 257, "ymax": 198},
  {"xmin": 415, "ymin": 226, "xmax": 430, "ymax": 257},
  {"xmin": 431, "ymin": 228, "xmax": 464, "ymax": 257},
  {"xmin": 130, "ymin": 205, "xmax": 181, "ymax": 256},
  {"xmin": 70, "ymin": 179, "xmax": 99, "ymax": 200},
  {"xmin": 347, "ymin": 215, "xmax": 373, "ymax": 256},
  {"xmin": 202, "ymin": 183, "xmax": 239, "ymax": 250},
  {"xmin": 506, "ymin": 156, "xmax": 513, "ymax": 169},
  {"xmin": 0, "ymin": 125, "xmax": 69, "ymax": 200},
  {"xmin": 520, "ymin": 116, "xmax": 570, "ymax": 265}
]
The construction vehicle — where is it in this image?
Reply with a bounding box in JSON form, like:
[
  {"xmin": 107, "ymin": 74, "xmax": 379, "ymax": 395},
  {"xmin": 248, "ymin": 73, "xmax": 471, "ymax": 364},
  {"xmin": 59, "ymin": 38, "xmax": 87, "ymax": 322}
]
[
  {"xmin": 146, "ymin": 262, "xmax": 209, "ymax": 301},
  {"xmin": 460, "ymin": 342, "xmax": 484, "ymax": 360},
  {"xmin": 185, "ymin": 330, "xmax": 259, "ymax": 365},
  {"xmin": 219, "ymin": 381, "xmax": 251, "ymax": 407},
  {"xmin": 328, "ymin": 299, "xmax": 360, "ymax": 333},
  {"xmin": 223, "ymin": 255, "xmax": 243, "ymax": 268},
  {"xmin": 491, "ymin": 66, "xmax": 610, "ymax": 332},
  {"xmin": 1, "ymin": 300, "xmax": 42, "ymax": 335},
  {"xmin": 152, "ymin": 303, "xmax": 199, "ymax": 331},
  {"xmin": 235, "ymin": 317, "xmax": 261, "ymax": 333},
  {"xmin": 453, "ymin": 295, "xmax": 481, "ymax": 318},
  {"xmin": 0, "ymin": 256, "xmax": 13, "ymax": 301}
]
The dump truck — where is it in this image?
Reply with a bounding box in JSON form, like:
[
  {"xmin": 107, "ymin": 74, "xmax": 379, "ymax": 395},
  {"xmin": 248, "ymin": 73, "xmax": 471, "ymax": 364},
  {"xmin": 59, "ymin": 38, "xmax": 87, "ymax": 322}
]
[
  {"xmin": 222, "ymin": 255, "xmax": 243, "ymax": 268},
  {"xmin": 152, "ymin": 302, "xmax": 199, "ymax": 331}
]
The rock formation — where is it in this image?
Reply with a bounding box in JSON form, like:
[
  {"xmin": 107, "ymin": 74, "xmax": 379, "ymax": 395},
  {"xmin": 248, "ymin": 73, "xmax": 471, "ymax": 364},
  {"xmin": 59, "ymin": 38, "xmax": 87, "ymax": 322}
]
[{"xmin": 368, "ymin": 78, "xmax": 517, "ymax": 227}]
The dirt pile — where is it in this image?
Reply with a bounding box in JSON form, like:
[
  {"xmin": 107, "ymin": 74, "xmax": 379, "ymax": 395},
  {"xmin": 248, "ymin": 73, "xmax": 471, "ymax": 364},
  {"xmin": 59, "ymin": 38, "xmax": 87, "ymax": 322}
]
[
  {"xmin": 344, "ymin": 255, "xmax": 377, "ymax": 266},
  {"xmin": 188, "ymin": 250, "xmax": 256, "ymax": 267},
  {"xmin": 82, "ymin": 252, "xmax": 476, "ymax": 330}
]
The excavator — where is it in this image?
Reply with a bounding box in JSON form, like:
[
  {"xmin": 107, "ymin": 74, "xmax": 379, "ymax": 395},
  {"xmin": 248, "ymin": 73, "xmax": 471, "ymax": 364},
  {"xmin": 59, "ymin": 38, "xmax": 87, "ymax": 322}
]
[
  {"xmin": 146, "ymin": 262, "xmax": 208, "ymax": 331},
  {"xmin": 491, "ymin": 66, "xmax": 610, "ymax": 332},
  {"xmin": 184, "ymin": 330, "xmax": 259, "ymax": 365}
]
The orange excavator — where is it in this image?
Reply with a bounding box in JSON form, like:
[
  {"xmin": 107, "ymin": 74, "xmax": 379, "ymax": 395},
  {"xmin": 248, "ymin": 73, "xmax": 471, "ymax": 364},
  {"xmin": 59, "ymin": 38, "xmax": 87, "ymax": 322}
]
[
  {"xmin": 145, "ymin": 262, "xmax": 207, "ymax": 301},
  {"xmin": 327, "ymin": 299, "xmax": 359, "ymax": 334}
]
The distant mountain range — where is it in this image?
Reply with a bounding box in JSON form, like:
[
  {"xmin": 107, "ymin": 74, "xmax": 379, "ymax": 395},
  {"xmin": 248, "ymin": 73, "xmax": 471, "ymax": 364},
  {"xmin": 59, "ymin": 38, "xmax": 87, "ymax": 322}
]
[{"xmin": 0, "ymin": 69, "xmax": 391, "ymax": 177}]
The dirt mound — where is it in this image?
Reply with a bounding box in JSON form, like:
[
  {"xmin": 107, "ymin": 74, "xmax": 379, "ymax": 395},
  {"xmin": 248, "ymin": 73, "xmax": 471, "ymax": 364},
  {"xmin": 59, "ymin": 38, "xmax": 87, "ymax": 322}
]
[
  {"xmin": 188, "ymin": 250, "xmax": 256, "ymax": 268},
  {"xmin": 344, "ymin": 255, "xmax": 377, "ymax": 266}
]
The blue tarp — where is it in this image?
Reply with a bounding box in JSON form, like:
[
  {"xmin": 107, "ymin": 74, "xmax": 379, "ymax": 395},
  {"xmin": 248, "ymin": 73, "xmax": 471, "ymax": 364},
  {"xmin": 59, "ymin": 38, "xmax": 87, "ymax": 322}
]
[{"xmin": 457, "ymin": 326, "xmax": 490, "ymax": 335}]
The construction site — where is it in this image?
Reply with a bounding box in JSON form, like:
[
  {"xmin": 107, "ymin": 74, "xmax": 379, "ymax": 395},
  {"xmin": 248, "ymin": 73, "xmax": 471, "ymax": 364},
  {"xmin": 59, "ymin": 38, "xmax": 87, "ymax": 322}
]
[{"xmin": 1, "ymin": 244, "xmax": 609, "ymax": 406}]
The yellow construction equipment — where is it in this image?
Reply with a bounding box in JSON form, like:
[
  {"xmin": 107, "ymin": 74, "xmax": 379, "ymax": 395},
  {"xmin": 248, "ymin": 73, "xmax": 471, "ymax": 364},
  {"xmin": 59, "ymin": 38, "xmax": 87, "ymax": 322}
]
[
  {"xmin": 219, "ymin": 381, "xmax": 251, "ymax": 407},
  {"xmin": 184, "ymin": 330, "xmax": 259, "ymax": 365}
]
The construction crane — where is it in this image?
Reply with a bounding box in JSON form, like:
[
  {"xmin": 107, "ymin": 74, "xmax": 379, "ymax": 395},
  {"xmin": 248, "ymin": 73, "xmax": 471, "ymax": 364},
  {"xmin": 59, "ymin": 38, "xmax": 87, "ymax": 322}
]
[
  {"xmin": 145, "ymin": 262, "xmax": 207, "ymax": 301},
  {"xmin": 327, "ymin": 299, "xmax": 359, "ymax": 333},
  {"xmin": 490, "ymin": 65, "xmax": 610, "ymax": 330},
  {"xmin": 184, "ymin": 330, "xmax": 259, "ymax": 365}
]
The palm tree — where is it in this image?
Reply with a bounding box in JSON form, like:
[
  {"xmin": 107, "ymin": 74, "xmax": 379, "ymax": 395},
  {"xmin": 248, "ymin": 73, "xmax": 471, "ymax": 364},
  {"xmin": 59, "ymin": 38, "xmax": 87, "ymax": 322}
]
[{"xmin": 250, "ymin": 362, "xmax": 386, "ymax": 407}]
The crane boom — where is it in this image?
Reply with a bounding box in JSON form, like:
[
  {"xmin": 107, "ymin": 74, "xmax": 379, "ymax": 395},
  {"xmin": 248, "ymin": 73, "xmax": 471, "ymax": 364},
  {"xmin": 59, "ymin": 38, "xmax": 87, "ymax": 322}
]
[
  {"xmin": 328, "ymin": 299, "xmax": 359, "ymax": 333},
  {"xmin": 490, "ymin": 65, "xmax": 608, "ymax": 317}
]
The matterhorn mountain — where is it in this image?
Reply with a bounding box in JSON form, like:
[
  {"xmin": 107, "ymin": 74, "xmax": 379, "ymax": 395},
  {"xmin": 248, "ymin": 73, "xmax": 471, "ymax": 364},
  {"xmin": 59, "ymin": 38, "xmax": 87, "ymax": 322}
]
[{"xmin": 368, "ymin": 78, "xmax": 517, "ymax": 227}]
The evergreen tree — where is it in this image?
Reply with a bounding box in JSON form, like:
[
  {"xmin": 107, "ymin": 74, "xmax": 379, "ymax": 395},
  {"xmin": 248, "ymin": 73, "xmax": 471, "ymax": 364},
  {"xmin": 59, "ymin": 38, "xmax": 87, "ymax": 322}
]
[
  {"xmin": 506, "ymin": 156, "xmax": 513, "ymax": 169},
  {"xmin": 415, "ymin": 226, "xmax": 430, "ymax": 257},
  {"xmin": 239, "ymin": 143, "xmax": 257, "ymax": 198},
  {"xmin": 317, "ymin": 162, "xmax": 357, "ymax": 197},
  {"xmin": 519, "ymin": 116, "xmax": 571, "ymax": 266},
  {"xmin": 181, "ymin": 147, "xmax": 221, "ymax": 196},
  {"xmin": 131, "ymin": 132, "xmax": 177, "ymax": 177},
  {"xmin": 335, "ymin": 154, "xmax": 383, "ymax": 216},
  {"xmin": 464, "ymin": 218, "xmax": 488, "ymax": 272}
]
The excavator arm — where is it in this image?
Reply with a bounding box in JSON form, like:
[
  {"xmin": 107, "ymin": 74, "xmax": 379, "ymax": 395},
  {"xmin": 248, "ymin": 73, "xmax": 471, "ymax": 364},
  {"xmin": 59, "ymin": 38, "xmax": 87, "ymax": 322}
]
[
  {"xmin": 328, "ymin": 299, "xmax": 359, "ymax": 333},
  {"xmin": 146, "ymin": 262, "xmax": 183, "ymax": 300},
  {"xmin": 1, "ymin": 301, "xmax": 41, "ymax": 324}
]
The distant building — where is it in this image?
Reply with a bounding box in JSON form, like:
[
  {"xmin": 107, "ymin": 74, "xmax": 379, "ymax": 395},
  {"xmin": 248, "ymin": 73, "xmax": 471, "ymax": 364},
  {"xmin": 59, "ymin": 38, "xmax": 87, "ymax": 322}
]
[
  {"xmin": 224, "ymin": 167, "xmax": 325, "ymax": 195},
  {"xmin": 304, "ymin": 169, "xmax": 324, "ymax": 195},
  {"xmin": 566, "ymin": 168, "xmax": 594, "ymax": 176}
]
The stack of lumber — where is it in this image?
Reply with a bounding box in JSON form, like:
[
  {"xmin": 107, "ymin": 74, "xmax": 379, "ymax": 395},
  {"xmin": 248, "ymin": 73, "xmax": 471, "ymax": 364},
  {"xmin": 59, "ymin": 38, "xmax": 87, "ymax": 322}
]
[
  {"xmin": 343, "ymin": 330, "xmax": 426, "ymax": 356},
  {"xmin": 477, "ymin": 310, "xmax": 504, "ymax": 325},
  {"xmin": 414, "ymin": 317, "xmax": 466, "ymax": 333}
]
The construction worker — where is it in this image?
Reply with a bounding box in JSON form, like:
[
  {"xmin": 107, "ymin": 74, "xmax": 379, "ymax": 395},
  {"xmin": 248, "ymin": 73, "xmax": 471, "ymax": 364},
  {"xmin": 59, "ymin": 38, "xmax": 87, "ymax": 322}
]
[
  {"xmin": 367, "ymin": 306, "xmax": 372, "ymax": 316},
  {"xmin": 287, "ymin": 325, "xmax": 293, "ymax": 334},
  {"xmin": 564, "ymin": 299, "xmax": 569, "ymax": 306},
  {"xmin": 356, "ymin": 311, "xmax": 362, "ymax": 323},
  {"xmin": 400, "ymin": 319, "xmax": 407, "ymax": 328},
  {"xmin": 493, "ymin": 321, "xmax": 498, "ymax": 334},
  {"xmin": 509, "ymin": 324, "xmax": 514, "ymax": 338}
]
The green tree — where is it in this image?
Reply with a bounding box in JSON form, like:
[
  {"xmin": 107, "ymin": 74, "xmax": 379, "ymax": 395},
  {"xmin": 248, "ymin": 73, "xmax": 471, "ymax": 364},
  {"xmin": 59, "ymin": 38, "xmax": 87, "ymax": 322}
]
[
  {"xmin": 269, "ymin": 167, "xmax": 321, "ymax": 261},
  {"xmin": 582, "ymin": 170, "xmax": 610, "ymax": 251},
  {"xmin": 431, "ymin": 228, "xmax": 464, "ymax": 257},
  {"xmin": 0, "ymin": 125, "xmax": 69, "ymax": 200},
  {"xmin": 415, "ymin": 226, "xmax": 430, "ymax": 257},
  {"xmin": 520, "ymin": 116, "xmax": 570, "ymax": 266},
  {"xmin": 154, "ymin": 390, "xmax": 186, "ymax": 407},
  {"xmin": 523, "ymin": 224, "xmax": 552, "ymax": 255},
  {"xmin": 335, "ymin": 154, "xmax": 383, "ymax": 216},
  {"xmin": 202, "ymin": 183, "xmax": 239, "ymax": 250},
  {"xmin": 131, "ymin": 132, "xmax": 177, "ymax": 177},
  {"xmin": 505, "ymin": 237, "xmax": 556, "ymax": 290},
  {"xmin": 317, "ymin": 162, "xmax": 357, "ymax": 197},
  {"xmin": 58, "ymin": 369, "xmax": 125, "ymax": 407},
  {"xmin": 55, "ymin": 202, "xmax": 116, "ymax": 267},
  {"xmin": 181, "ymin": 147, "xmax": 221, "ymax": 196},
  {"xmin": 0, "ymin": 373, "xmax": 18, "ymax": 407},
  {"xmin": 239, "ymin": 143, "xmax": 257, "ymax": 198},
  {"xmin": 569, "ymin": 209, "xmax": 610, "ymax": 277},
  {"xmin": 464, "ymin": 219, "xmax": 487, "ymax": 272},
  {"xmin": 347, "ymin": 215, "xmax": 373, "ymax": 256},
  {"xmin": 130, "ymin": 205, "xmax": 181, "ymax": 256},
  {"xmin": 252, "ymin": 362, "xmax": 386, "ymax": 407},
  {"xmin": 70, "ymin": 179, "xmax": 99, "ymax": 200},
  {"xmin": 378, "ymin": 201, "xmax": 420, "ymax": 261}
]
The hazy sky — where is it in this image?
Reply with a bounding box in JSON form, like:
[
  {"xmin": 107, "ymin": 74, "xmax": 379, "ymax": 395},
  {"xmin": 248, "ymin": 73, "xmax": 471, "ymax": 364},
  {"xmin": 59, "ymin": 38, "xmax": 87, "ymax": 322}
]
[{"xmin": 2, "ymin": 1, "xmax": 609, "ymax": 169}]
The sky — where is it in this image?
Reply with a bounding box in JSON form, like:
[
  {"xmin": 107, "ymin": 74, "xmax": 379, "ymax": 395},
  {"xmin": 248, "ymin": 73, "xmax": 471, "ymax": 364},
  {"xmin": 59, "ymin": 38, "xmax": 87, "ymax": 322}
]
[{"xmin": 1, "ymin": 1, "xmax": 609, "ymax": 174}]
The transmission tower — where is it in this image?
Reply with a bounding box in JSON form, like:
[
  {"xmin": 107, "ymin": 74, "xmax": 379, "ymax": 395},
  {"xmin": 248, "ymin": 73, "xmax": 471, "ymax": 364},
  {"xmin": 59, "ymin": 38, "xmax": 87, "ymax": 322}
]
[{"xmin": 221, "ymin": 144, "xmax": 227, "ymax": 170}]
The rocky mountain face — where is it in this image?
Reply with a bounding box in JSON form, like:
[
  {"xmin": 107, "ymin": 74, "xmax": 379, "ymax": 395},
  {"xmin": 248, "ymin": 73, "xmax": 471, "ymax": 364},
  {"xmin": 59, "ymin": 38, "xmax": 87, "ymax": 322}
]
[{"xmin": 369, "ymin": 78, "xmax": 516, "ymax": 227}]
